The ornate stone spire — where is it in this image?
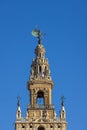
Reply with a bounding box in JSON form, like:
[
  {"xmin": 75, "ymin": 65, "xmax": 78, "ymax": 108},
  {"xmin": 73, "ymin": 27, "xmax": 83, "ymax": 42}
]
[
  {"xmin": 60, "ymin": 96, "xmax": 66, "ymax": 120},
  {"xmin": 29, "ymin": 29, "xmax": 52, "ymax": 81},
  {"xmin": 16, "ymin": 96, "xmax": 21, "ymax": 120}
]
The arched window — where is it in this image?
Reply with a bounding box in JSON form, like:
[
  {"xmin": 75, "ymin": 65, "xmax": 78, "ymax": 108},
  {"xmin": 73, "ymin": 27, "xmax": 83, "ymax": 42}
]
[
  {"xmin": 37, "ymin": 91, "xmax": 44, "ymax": 105},
  {"xmin": 62, "ymin": 112, "xmax": 64, "ymax": 118},
  {"xmin": 38, "ymin": 126, "xmax": 45, "ymax": 130},
  {"xmin": 22, "ymin": 125, "xmax": 25, "ymax": 128},
  {"xmin": 40, "ymin": 53, "xmax": 41, "ymax": 57},
  {"xmin": 39, "ymin": 66, "xmax": 42, "ymax": 73},
  {"xmin": 45, "ymin": 66, "xmax": 47, "ymax": 75}
]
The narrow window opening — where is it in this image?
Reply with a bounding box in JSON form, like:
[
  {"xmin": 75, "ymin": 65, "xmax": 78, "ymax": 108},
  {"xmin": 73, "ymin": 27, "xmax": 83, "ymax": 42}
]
[
  {"xmin": 30, "ymin": 125, "xmax": 32, "ymax": 128},
  {"xmin": 38, "ymin": 126, "xmax": 45, "ymax": 130},
  {"xmin": 62, "ymin": 112, "xmax": 64, "ymax": 118},
  {"xmin": 39, "ymin": 66, "xmax": 42, "ymax": 73},
  {"xmin": 44, "ymin": 66, "xmax": 47, "ymax": 76},
  {"xmin": 22, "ymin": 125, "xmax": 25, "ymax": 128},
  {"xmin": 50, "ymin": 125, "xmax": 53, "ymax": 128},
  {"xmin": 58, "ymin": 125, "xmax": 61, "ymax": 128},
  {"xmin": 40, "ymin": 53, "xmax": 41, "ymax": 57}
]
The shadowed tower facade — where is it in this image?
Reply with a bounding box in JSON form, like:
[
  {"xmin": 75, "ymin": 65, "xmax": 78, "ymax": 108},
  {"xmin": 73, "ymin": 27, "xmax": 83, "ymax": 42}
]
[{"xmin": 15, "ymin": 30, "xmax": 67, "ymax": 130}]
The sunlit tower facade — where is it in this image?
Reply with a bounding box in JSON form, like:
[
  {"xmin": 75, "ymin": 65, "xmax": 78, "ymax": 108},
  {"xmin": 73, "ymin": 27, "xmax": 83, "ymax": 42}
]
[{"xmin": 15, "ymin": 30, "xmax": 67, "ymax": 130}]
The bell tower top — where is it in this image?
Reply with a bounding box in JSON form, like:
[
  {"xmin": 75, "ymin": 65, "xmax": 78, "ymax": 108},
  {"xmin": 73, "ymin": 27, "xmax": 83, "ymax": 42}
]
[
  {"xmin": 28, "ymin": 29, "xmax": 53, "ymax": 84},
  {"xmin": 15, "ymin": 30, "xmax": 67, "ymax": 130},
  {"xmin": 27, "ymin": 29, "xmax": 54, "ymax": 109}
]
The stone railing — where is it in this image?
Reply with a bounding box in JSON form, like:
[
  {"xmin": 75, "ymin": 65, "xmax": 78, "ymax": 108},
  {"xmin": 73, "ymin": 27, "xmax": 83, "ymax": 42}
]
[{"xmin": 28, "ymin": 104, "xmax": 54, "ymax": 109}]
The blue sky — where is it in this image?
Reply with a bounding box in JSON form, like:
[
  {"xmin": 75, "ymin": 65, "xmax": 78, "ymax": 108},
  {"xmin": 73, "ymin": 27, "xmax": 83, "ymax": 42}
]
[{"xmin": 0, "ymin": 0, "xmax": 87, "ymax": 130}]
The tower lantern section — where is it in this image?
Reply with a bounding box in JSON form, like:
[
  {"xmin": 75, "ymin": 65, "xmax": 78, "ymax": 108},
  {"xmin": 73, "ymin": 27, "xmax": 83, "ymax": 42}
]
[{"xmin": 27, "ymin": 42, "xmax": 54, "ymax": 109}]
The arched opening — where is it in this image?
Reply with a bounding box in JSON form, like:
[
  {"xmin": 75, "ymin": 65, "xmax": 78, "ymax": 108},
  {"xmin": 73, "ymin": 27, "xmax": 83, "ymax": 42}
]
[
  {"xmin": 39, "ymin": 53, "xmax": 41, "ymax": 57},
  {"xmin": 62, "ymin": 112, "xmax": 64, "ymax": 118},
  {"xmin": 22, "ymin": 125, "xmax": 25, "ymax": 128},
  {"xmin": 38, "ymin": 126, "xmax": 45, "ymax": 130},
  {"xmin": 39, "ymin": 66, "xmax": 42, "ymax": 73},
  {"xmin": 45, "ymin": 66, "xmax": 47, "ymax": 75},
  {"xmin": 37, "ymin": 91, "xmax": 44, "ymax": 105}
]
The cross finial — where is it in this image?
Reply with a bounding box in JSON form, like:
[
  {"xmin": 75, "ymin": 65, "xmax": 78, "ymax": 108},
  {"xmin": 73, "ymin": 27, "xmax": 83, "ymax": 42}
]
[
  {"xmin": 61, "ymin": 96, "xmax": 65, "ymax": 106},
  {"xmin": 17, "ymin": 96, "xmax": 20, "ymax": 107}
]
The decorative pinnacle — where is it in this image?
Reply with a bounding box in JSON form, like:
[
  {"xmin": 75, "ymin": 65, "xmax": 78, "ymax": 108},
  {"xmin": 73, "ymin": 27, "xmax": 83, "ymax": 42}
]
[
  {"xmin": 17, "ymin": 96, "xmax": 20, "ymax": 107},
  {"xmin": 32, "ymin": 29, "xmax": 42, "ymax": 44},
  {"xmin": 61, "ymin": 96, "xmax": 65, "ymax": 106}
]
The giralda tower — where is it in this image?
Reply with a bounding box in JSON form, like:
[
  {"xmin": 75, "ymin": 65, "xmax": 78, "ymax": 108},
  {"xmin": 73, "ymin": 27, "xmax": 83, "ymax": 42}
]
[{"xmin": 15, "ymin": 30, "xmax": 67, "ymax": 130}]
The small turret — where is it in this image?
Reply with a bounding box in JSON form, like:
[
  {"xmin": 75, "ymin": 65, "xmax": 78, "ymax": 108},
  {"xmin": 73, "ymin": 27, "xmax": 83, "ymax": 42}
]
[
  {"xmin": 60, "ymin": 96, "xmax": 66, "ymax": 121},
  {"xmin": 16, "ymin": 97, "xmax": 22, "ymax": 120}
]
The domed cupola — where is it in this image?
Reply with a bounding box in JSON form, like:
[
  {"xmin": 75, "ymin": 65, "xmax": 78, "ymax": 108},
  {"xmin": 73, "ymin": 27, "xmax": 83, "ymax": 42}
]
[{"xmin": 35, "ymin": 44, "xmax": 46, "ymax": 58}]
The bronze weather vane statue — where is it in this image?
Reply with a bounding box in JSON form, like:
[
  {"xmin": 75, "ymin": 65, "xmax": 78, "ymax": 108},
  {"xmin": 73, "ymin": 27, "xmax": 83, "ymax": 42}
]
[{"xmin": 32, "ymin": 29, "xmax": 42, "ymax": 44}]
